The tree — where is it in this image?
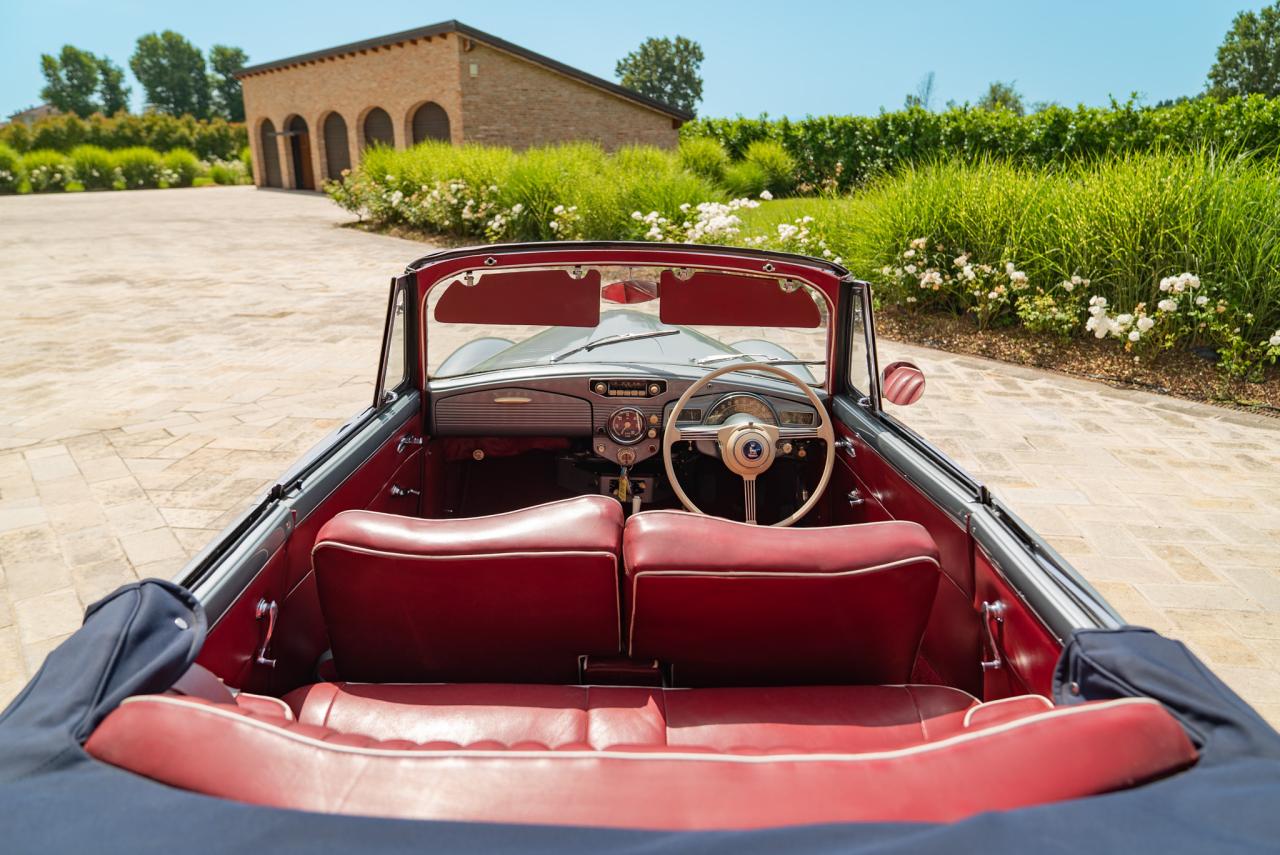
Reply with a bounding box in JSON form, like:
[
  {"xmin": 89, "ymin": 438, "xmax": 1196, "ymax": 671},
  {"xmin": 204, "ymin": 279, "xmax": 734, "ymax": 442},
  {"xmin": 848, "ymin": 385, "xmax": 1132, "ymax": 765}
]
[
  {"xmin": 1208, "ymin": 3, "xmax": 1280, "ymax": 98},
  {"xmin": 39, "ymin": 45, "xmax": 101, "ymax": 117},
  {"xmin": 97, "ymin": 57, "xmax": 131, "ymax": 116},
  {"xmin": 615, "ymin": 36, "xmax": 704, "ymax": 115},
  {"xmin": 977, "ymin": 80, "xmax": 1025, "ymax": 116},
  {"xmin": 130, "ymin": 31, "xmax": 211, "ymax": 118},
  {"xmin": 904, "ymin": 72, "xmax": 936, "ymax": 110},
  {"xmin": 208, "ymin": 45, "xmax": 248, "ymax": 121}
]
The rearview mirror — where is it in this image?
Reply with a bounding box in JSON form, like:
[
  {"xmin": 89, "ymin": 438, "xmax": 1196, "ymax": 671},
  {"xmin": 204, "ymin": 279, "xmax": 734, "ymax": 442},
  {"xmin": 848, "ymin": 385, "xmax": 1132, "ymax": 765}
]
[{"xmin": 881, "ymin": 361, "xmax": 925, "ymax": 406}]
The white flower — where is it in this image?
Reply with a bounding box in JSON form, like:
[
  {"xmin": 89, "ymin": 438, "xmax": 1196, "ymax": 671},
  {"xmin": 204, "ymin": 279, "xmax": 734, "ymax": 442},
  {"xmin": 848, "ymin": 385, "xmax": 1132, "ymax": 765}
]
[
  {"xmin": 509, "ymin": 203, "xmax": 523, "ymax": 215},
  {"xmin": 1061, "ymin": 279, "xmax": 1074, "ymax": 292},
  {"xmin": 1116, "ymin": 313, "xmax": 1134, "ymax": 326},
  {"xmin": 987, "ymin": 291, "xmax": 1000, "ymax": 300},
  {"xmin": 953, "ymin": 254, "xmax": 969, "ymax": 267},
  {"xmin": 1089, "ymin": 295, "xmax": 1107, "ymax": 308},
  {"xmin": 553, "ymin": 205, "xmax": 565, "ymax": 215},
  {"xmin": 904, "ymin": 264, "xmax": 917, "ymax": 275},
  {"xmin": 1137, "ymin": 316, "xmax": 1155, "ymax": 332},
  {"xmin": 759, "ymin": 190, "xmax": 773, "ymax": 200},
  {"xmin": 903, "ymin": 249, "xmax": 916, "ymax": 259},
  {"xmin": 909, "ymin": 237, "xmax": 928, "ymax": 250},
  {"xmin": 631, "ymin": 211, "xmax": 643, "ymax": 220},
  {"xmin": 1159, "ymin": 277, "xmax": 1172, "ymax": 292},
  {"xmin": 961, "ymin": 265, "xmax": 975, "ymax": 281},
  {"xmin": 1157, "ymin": 299, "xmax": 1178, "ymax": 312},
  {"xmin": 1128, "ymin": 330, "xmax": 1141, "ymax": 342},
  {"xmin": 1195, "ymin": 295, "xmax": 1209, "ymax": 307},
  {"xmin": 1270, "ymin": 332, "xmax": 1280, "ymax": 347}
]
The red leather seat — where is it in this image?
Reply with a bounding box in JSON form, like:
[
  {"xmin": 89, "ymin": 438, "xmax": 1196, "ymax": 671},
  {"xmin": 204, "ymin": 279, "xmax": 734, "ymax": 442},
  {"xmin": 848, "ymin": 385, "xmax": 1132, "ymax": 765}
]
[
  {"xmin": 312, "ymin": 496, "xmax": 624, "ymax": 683},
  {"xmin": 281, "ymin": 682, "xmax": 982, "ymax": 751},
  {"xmin": 624, "ymin": 513, "xmax": 942, "ymax": 685},
  {"xmin": 85, "ymin": 685, "xmax": 1197, "ymax": 829}
]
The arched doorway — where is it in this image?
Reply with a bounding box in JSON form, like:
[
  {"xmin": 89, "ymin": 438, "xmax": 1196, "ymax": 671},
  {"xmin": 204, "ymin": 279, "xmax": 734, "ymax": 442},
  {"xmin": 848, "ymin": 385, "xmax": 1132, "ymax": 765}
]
[
  {"xmin": 259, "ymin": 119, "xmax": 282, "ymax": 187},
  {"xmin": 410, "ymin": 102, "xmax": 451, "ymax": 144},
  {"xmin": 286, "ymin": 115, "xmax": 315, "ymax": 190},
  {"xmin": 322, "ymin": 112, "xmax": 351, "ymax": 179},
  {"xmin": 363, "ymin": 107, "xmax": 394, "ymax": 149}
]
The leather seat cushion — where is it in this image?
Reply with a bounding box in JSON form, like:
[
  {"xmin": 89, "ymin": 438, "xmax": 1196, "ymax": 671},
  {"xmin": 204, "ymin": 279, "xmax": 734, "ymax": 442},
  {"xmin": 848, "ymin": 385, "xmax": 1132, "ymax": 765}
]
[
  {"xmin": 86, "ymin": 689, "xmax": 1197, "ymax": 829},
  {"xmin": 282, "ymin": 682, "xmax": 981, "ymax": 752}
]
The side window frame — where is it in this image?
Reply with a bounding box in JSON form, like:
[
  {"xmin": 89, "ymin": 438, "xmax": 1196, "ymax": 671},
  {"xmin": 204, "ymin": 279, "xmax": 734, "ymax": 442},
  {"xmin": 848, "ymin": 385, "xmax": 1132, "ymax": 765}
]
[
  {"xmin": 841, "ymin": 280, "xmax": 882, "ymax": 410},
  {"xmin": 373, "ymin": 277, "xmax": 413, "ymax": 407}
]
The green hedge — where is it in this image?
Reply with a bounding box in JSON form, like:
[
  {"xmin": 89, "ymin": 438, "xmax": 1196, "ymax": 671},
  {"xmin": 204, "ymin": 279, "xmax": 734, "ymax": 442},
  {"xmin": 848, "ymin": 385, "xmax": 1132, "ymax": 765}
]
[
  {"xmin": 0, "ymin": 143, "xmax": 21, "ymax": 194},
  {"xmin": 22, "ymin": 150, "xmax": 72, "ymax": 192},
  {"xmin": 0, "ymin": 112, "xmax": 247, "ymax": 161},
  {"xmin": 682, "ymin": 95, "xmax": 1280, "ymax": 189},
  {"xmin": 112, "ymin": 147, "xmax": 163, "ymax": 189}
]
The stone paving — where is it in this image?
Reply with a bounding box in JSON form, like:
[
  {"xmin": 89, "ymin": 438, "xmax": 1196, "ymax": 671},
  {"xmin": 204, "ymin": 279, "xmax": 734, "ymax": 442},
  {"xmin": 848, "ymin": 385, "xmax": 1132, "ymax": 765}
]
[{"xmin": 1, "ymin": 186, "xmax": 1278, "ymax": 726}]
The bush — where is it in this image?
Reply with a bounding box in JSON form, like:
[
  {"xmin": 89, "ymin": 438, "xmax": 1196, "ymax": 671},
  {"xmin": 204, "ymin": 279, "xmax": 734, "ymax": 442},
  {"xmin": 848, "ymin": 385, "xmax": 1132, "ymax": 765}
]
[
  {"xmin": 112, "ymin": 147, "xmax": 163, "ymax": 189},
  {"xmin": 722, "ymin": 159, "xmax": 769, "ymax": 197},
  {"xmin": 682, "ymin": 95, "xmax": 1280, "ymax": 190},
  {"xmin": 162, "ymin": 148, "xmax": 200, "ymax": 187},
  {"xmin": 742, "ymin": 140, "xmax": 797, "ymax": 195},
  {"xmin": 677, "ymin": 137, "xmax": 730, "ymax": 183},
  {"xmin": 0, "ymin": 143, "xmax": 22, "ymax": 194},
  {"xmin": 22, "ymin": 150, "xmax": 72, "ymax": 192},
  {"xmin": 68, "ymin": 145, "xmax": 116, "ymax": 190},
  {"xmin": 239, "ymin": 145, "xmax": 252, "ymax": 176},
  {"xmin": 0, "ymin": 111, "xmax": 247, "ymax": 160}
]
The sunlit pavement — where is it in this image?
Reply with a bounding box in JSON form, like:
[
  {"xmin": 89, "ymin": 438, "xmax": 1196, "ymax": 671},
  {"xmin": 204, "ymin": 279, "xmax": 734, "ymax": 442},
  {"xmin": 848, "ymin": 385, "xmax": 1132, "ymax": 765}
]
[{"xmin": 1, "ymin": 186, "xmax": 1277, "ymax": 726}]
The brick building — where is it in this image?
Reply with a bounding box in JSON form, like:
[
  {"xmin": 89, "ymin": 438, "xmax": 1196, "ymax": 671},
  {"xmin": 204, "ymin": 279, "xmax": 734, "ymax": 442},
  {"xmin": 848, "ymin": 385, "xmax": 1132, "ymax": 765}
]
[{"xmin": 237, "ymin": 20, "xmax": 690, "ymax": 189}]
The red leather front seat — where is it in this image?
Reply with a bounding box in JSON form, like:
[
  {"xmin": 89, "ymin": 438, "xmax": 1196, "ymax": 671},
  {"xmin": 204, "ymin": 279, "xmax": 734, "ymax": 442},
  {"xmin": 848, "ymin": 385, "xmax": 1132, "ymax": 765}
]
[
  {"xmin": 312, "ymin": 496, "xmax": 624, "ymax": 683},
  {"xmin": 624, "ymin": 513, "xmax": 942, "ymax": 686}
]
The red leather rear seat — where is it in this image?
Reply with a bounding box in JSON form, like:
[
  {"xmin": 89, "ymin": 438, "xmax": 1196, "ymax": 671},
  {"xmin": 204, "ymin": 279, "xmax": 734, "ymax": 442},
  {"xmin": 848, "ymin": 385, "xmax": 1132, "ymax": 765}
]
[
  {"xmin": 282, "ymin": 682, "xmax": 982, "ymax": 752},
  {"xmin": 85, "ymin": 684, "xmax": 1196, "ymax": 829}
]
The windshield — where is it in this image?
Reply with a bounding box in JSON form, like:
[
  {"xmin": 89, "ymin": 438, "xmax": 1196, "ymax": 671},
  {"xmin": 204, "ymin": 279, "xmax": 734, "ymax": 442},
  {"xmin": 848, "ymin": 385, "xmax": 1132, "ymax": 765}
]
[{"xmin": 425, "ymin": 265, "xmax": 830, "ymax": 384}]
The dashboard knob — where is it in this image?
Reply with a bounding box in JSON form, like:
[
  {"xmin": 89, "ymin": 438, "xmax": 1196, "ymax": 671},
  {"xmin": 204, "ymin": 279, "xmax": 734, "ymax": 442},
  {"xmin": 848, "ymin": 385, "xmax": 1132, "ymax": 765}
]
[
  {"xmin": 648, "ymin": 414, "xmax": 659, "ymax": 425},
  {"xmin": 617, "ymin": 449, "xmax": 636, "ymax": 466},
  {"xmin": 781, "ymin": 442, "xmax": 794, "ymax": 454},
  {"xmin": 647, "ymin": 428, "xmax": 657, "ymax": 438},
  {"xmin": 648, "ymin": 383, "xmax": 661, "ymax": 395},
  {"xmin": 594, "ymin": 382, "xmax": 607, "ymax": 394}
]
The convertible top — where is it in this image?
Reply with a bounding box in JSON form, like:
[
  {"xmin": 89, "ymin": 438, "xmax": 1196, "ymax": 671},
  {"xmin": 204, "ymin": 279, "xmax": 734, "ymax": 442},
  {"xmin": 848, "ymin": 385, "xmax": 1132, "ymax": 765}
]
[{"xmin": 1, "ymin": 580, "xmax": 1277, "ymax": 853}]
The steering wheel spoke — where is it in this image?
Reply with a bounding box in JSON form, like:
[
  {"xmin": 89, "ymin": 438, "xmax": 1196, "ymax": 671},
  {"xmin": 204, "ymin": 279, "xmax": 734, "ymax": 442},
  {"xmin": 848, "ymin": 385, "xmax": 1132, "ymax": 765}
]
[
  {"xmin": 670, "ymin": 424, "xmax": 721, "ymax": 443},
  {"xmin": 777, "ymin": 425, "xmax": 826, "ymax": 442},
  {"xmin": 742, "ymin": 475, "xmax": 758, "ymax": 525}
]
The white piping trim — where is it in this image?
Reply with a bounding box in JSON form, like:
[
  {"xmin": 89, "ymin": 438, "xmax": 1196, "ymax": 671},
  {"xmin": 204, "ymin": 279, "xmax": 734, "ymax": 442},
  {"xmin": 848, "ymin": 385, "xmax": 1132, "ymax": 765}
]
[
  {"xmin": 335, "ymin": 494, "xmax": 619, "ymax": 526},
  {"xmin": 627, "ymin": 554, "xmax": 940, "ymax": 655},
  {"xmin": 627, "ymin": 512, "xmax": 924, "ymax": 536},
  {"xmin": 114, "ymin": 695, "xmax": 1173, "ymax": 765},
  {"xmin": 235, "ymin": 693, "xmax": 295, "ymax": 721},
  {"xmin": 963, "ymin": 695, "xmax": 1053, "ymax": 729}
]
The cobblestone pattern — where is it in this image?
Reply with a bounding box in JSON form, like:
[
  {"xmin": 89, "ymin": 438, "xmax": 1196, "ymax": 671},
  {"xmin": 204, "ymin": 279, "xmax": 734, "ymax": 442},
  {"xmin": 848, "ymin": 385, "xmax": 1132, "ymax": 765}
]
[{"xmin": 0, "ymin": 187, "xmax": 1276, "ymax": 728}]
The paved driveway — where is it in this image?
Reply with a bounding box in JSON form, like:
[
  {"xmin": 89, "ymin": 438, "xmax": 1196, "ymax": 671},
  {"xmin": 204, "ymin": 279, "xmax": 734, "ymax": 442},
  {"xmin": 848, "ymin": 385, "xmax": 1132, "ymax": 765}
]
[{"xmin": 1, "ymin": 187, "xmax": 1277, "ymax": 725}]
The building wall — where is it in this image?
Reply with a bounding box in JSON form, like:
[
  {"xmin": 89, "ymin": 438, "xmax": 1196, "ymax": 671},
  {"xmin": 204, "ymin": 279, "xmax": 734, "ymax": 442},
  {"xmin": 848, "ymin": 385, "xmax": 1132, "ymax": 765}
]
[
  {"xmin": 458, "ymin": 43, "xmax": 678, "ymax": 151},
  {"xmin": 241, "ymin": 34, "xmax": 463, "ymax": 188}
]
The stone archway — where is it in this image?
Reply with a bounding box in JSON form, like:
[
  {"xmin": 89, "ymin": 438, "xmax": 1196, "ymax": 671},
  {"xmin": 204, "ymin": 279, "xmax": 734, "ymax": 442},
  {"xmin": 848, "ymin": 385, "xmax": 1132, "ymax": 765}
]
[
  {"xmin": 409, "ymin": 102, "xmax": 451, "ymax": 145},
  {"xmin": 362, "ymin": 107, "xmax": 394, "ymax": 149},
  {"xmin": 321, "ymin": 112, "xmax": 352, "ymax": 179},
  {"xmin": 258, "ymin": 119, "xmax": 282, "ymax": 187},
  {"xmin": 285, "ymin": 115, "xmax": 315, "ymax": 190}
]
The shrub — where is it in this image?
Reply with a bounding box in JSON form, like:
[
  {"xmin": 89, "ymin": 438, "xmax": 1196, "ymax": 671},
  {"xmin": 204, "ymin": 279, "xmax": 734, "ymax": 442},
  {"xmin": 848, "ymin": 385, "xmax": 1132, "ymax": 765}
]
[
  {"xmin": 677, "ymin": 137, "xmax": 730, "ymax": 183},
  {"xmin": 742, "ymin": 140, "xmax": 797, "ymax": 195},
  {"xmin": 682, "ymin": 94, "xmax": 1280, "ymax": 190},
  {"xmin": 0, "ymin": 111, "xmax": 247, "ymax": 160},
  {"xmin": 239, "ymin": 145, "xmax": 252, "ymax": 176},
  {"xmin": 22, "ymin": 150, "xmax": 72, "ymax": 192},
  {"xmin": 722, "ymin": 160, "xmax": 769, "ymax": 197},
  {"xmin": 162, "ymin": 148, "xmax": 200, "ymax": 187},
  {"xmin": 112, "ymin": 146, "xmax": 163, "ymax": 189},
  {"xmin": 68, "ymin": 145, "xmax": 116, "ymax": 190},
  {"xmin": 0, "ymin": 143, "xmax": 22, "ymax": 194}
]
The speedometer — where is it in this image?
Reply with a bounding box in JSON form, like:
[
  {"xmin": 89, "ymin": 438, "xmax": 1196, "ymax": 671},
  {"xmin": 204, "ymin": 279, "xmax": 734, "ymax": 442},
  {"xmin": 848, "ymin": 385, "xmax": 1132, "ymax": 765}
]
[
  {"xmin": 704, "ymin": 394, "xmax": 777, "ymax": 426},
  {"xmin": 607, "ymin": 407, "xmax": 646, "ymax": 444}
]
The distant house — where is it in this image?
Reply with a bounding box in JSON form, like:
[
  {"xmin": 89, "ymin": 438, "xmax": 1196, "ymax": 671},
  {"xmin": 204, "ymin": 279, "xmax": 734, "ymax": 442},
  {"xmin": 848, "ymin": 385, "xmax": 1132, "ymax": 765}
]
[
  {"xmin": 3, "ymin": 104, "xmax": 60, "ymax": 128},
  {"xmin": 236, "ymin": 19, "xmax": 691, "ymax": 190}
]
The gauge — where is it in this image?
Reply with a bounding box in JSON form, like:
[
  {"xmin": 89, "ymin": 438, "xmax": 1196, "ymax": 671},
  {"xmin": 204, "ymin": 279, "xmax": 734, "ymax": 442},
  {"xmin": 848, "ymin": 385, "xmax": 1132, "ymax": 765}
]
[
  {"xmin": 606, "ymin": 407, "xmax": 646, "ymax": 444},
  {"xmin": 704, "ymin": 394, "xmax": 777, "ymax": 426}
]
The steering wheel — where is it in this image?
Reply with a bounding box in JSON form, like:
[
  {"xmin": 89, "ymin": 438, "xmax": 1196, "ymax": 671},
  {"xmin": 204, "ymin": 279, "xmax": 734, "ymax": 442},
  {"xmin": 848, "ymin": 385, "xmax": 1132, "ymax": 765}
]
[{"xmin": 662, "ymin": 363, "xmax": 835, "ymax": 526}]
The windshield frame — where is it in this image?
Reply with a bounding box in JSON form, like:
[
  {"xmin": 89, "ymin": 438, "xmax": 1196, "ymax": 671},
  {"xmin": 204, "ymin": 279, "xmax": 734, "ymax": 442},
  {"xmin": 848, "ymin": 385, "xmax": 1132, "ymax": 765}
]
[{"xmin": 420, "ymin": 259, "xmax": 837, "ymax": 389}]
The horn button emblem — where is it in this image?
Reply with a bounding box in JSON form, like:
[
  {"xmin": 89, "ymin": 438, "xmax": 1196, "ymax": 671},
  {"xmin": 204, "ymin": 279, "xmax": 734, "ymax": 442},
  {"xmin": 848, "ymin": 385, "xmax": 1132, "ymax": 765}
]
[{"xmin": 725, "ymin": 426, "xmax": 776, "ymax": 475}]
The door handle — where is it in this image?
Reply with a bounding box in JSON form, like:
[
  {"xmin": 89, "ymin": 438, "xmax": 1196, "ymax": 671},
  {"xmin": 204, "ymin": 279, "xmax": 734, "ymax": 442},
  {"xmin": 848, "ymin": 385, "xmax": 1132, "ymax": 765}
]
[
  {"xmin": 980, "ymin": 600, "xmax": 1006, "ymax": 671},
  {"xmin": 390, "ymin": 484, "xmax": 421, "ymax": 497},
  {"xmin": 254, "ymin": 598, "xmax": 278, "ymax": 668}
]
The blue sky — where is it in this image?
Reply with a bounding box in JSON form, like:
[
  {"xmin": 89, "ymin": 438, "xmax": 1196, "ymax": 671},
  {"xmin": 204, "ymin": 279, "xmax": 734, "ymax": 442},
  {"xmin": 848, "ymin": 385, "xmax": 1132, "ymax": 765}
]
[{"xmin": 3, "ymin": 1, "xmax": 1268, "ymax": 119}]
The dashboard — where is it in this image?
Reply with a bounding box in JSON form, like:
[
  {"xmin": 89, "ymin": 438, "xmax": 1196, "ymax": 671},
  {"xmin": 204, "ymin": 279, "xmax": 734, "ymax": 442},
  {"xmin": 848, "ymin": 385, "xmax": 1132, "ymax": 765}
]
[{"xmin": 430, "ymin": 373, "xmax": 822, "ymax": 467}]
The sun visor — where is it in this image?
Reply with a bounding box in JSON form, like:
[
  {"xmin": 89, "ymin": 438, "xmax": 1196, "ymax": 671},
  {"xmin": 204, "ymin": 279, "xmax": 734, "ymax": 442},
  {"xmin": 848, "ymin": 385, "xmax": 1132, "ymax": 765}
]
[
  {"xmin": 658, "ymin": 270, "xmax": 822, "ymax": 327},
  {"xmin": 434, "ymin": 269, "xmax": 601, "ymax": 327}
]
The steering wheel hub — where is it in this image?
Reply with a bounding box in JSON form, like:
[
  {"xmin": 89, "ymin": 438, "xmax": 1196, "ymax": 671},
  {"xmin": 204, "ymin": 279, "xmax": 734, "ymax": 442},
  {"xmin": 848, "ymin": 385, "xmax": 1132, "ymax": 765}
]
[{"xmin": 723, "ymin": 424, "xmax": 777, "ymax": 477}]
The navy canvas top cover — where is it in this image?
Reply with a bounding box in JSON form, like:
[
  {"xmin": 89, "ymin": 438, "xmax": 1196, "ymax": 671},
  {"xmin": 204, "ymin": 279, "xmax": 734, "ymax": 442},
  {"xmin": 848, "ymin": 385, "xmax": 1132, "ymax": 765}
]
[{"xmin": 0, "ymin": 580, "xmax": 1278, "ymax": 854}]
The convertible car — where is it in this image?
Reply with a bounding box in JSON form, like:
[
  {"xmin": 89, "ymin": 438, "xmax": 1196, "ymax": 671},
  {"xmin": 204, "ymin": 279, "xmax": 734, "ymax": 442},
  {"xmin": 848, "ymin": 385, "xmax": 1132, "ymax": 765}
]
[{"xmin": 1, "ymin": 243, "xmax": 1277, "ymax": 852}]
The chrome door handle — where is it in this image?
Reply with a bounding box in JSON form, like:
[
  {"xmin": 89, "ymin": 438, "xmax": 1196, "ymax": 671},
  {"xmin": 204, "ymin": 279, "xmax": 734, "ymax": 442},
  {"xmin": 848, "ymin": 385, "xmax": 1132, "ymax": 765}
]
[
  {"xmin": 980, "ymin": 600, "xmax": 1007, "ymax": 671},
  {"xmin": 390, "ymin": 484, "xmax": 421, "ymax": 497},
  {"xmin": 834, "ymin": 438, "xmax": 855, "ymax": 457},
  {"xmin": 254, "ymin": 598, "xmax": 278, "ymax": 668},
  {"xmin": 397, "ymin": 435, "xmax": 423, "ymax": 453}
]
